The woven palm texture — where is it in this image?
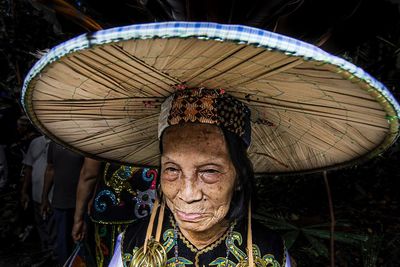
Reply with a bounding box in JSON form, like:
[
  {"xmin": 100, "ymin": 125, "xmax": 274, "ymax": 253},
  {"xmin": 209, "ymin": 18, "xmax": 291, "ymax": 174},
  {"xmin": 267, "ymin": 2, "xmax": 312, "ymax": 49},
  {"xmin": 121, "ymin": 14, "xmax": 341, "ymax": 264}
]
[{"xmin": 21, "ymin": 0, "xmax": 400, "ymax": 175}]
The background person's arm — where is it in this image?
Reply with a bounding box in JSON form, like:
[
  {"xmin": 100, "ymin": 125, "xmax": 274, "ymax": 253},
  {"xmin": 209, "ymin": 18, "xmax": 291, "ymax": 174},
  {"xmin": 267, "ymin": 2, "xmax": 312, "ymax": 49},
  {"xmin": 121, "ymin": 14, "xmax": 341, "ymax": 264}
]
[
  {"xmin": 41, "ymin": 142, "xmax": 54, "ymax": 218},
  {"xmin": 20, "ymin": 141, "xmax": 35, "ymax": 209},
  {"xmin": 20, "ymin": 165, "xmax": 32, "ymax": 209},
  {"xmin": 72, "ymin": 158, "xmax": 101, "ymax": 241},
  {"xmin": 41, "ymin": 163, "xmax": 54, "ymax": 218}
]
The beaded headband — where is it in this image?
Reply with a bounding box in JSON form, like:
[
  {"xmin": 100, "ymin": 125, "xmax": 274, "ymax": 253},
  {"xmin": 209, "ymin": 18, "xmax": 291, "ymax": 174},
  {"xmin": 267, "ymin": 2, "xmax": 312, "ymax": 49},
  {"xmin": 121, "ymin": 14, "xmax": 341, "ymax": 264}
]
[{"xmin": 158, "ymin": 88, "xmax": 251, "ymax": 147}]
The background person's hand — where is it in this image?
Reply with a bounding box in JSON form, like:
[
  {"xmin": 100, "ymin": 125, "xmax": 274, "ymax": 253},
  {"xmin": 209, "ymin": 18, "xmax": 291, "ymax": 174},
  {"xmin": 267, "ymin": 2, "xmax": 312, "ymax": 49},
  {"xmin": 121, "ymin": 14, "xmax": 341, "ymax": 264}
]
[
  {"xmin": 20, "ymin": 193, "xmax": 30, "ymax": 210},
  {"xmin": 40, "ymin": 199, "xmax": 51, "ymax": 219},
  {"xmin": 72, "ymin": 218, "xmax": 86, "ymax": 242}
]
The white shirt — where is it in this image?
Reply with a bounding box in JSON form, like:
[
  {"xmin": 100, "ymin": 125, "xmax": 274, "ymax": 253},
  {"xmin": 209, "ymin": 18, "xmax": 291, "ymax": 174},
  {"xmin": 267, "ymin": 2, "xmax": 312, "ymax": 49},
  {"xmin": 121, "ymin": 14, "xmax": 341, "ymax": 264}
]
[{"xmin": 22, "ymin": 136, "xmax": 53, "ymax": 203}]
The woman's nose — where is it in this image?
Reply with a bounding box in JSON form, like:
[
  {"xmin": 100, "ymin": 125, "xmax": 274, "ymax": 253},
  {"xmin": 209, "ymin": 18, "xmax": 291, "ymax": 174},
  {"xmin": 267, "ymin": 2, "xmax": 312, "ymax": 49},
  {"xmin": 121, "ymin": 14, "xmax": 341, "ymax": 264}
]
[{"xmin": 178, "ymin": 175, "xmax": 203, "ymax": 203}]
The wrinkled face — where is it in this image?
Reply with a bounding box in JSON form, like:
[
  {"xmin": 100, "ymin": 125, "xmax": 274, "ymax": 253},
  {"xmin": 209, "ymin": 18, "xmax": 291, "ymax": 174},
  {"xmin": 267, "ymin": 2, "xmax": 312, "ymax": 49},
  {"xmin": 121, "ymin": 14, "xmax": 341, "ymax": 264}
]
[{"xmin": 161, "ymin": 124, "xmax": 236, "ymax": 233}]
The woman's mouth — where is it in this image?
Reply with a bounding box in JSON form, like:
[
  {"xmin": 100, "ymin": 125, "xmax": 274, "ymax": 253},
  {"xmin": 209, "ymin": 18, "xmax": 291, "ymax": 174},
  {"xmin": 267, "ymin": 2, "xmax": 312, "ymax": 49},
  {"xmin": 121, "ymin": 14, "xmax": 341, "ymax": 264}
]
[{"xmin": 175, "ymin": 210, "xmax": 204, "ymax": 222}]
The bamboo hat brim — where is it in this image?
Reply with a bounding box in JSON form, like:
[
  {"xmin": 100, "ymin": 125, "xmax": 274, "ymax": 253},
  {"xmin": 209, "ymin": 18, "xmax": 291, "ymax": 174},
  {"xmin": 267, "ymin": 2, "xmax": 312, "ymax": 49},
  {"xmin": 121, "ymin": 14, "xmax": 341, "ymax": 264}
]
[{"xmin": 22, "ymin": 22, "xmax": 400, "ymax": 175}]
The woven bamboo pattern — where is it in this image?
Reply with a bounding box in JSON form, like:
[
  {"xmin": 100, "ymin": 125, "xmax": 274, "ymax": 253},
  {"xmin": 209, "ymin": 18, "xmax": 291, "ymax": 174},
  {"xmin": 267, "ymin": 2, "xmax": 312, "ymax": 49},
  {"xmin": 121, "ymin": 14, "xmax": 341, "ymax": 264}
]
[{"xmin": 22, "ymin": 22, "xmax": 400, "ymax": 174}]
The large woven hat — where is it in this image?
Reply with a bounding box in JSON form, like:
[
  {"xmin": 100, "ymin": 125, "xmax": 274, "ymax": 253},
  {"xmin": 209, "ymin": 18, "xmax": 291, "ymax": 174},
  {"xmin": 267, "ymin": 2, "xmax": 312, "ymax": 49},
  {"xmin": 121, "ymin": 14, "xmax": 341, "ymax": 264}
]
[{"xmin": 22, "ymin": 22, "xmax": 400, "ymax": 175}]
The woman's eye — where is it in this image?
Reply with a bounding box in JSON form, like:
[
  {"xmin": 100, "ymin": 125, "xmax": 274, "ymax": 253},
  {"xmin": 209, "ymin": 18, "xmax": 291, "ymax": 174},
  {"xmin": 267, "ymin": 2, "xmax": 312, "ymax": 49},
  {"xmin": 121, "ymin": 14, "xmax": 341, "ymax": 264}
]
[
  {"xmin": 165, "ymin": 167, "xmax": 179, "ymax": 173},
  {"xmin": 202, "ymin": 169, "xmax": 219, "ymax": 174},
  {"xmin": 162, "ymin": 166, "xmax": 180, "ymax": 181},
  {"xmin": 199, "ymin": 169, "xmax": 220, "ymax": 183}
]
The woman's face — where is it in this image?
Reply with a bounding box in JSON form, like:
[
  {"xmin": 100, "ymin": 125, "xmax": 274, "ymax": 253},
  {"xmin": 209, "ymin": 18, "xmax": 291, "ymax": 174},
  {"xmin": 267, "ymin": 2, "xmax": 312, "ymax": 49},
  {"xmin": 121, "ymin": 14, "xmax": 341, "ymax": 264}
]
[{"xmin": 161, "ymin": 124, "xmax": 236, "ymax": 233}]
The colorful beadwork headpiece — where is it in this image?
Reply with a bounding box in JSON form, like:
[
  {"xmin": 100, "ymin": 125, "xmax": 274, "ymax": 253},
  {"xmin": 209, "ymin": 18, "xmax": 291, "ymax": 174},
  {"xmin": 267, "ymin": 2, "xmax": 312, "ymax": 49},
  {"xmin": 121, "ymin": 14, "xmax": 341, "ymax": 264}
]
[{"xmin": 158, "ymin": 87, "xmax": 251, "ymax": 147}]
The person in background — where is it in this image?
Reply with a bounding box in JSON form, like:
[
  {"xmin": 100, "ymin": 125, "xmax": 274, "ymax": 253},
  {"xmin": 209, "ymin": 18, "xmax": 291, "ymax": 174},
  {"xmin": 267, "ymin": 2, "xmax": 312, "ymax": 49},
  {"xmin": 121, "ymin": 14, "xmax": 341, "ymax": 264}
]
[
  {"xmin": 11, "ymin": 115, "xmax": 40, "ymax": 242},
  {"xmin": 41, "ymin": 141, "xmax": 84, "ymax": 265},
  {"xmin": 72, "ymin": 158, "xmax": 100, "ymax": 242},
  {"xmin": 5, "ymin": 115, "xmax": 39, "ymax": 192},
  {"xmin": 20, "ymin": 135, "xmax": 56, "ymax": 263},
  {"xmin": 71, "ymin": 158, "xmax": 157, "ymax": 267},
  {"xmin": 16, "ymin": 116, "xmax": 37, "ymax": 153},
  {"xmin": 16, "ymin": 116, "xmax": 39, "ymax": 179}
]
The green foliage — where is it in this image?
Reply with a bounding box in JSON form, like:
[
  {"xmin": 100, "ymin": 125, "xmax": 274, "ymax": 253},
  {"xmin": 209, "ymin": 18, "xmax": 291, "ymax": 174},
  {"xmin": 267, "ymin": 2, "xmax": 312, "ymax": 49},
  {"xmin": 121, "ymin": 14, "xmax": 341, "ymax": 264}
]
[
  {"xmin": 254, "ymin": 212, "xmax": 369, "ymax": 261},
  {"xmin": 362, "ymin": 234, "xmax": 383, "ymax": 267}
]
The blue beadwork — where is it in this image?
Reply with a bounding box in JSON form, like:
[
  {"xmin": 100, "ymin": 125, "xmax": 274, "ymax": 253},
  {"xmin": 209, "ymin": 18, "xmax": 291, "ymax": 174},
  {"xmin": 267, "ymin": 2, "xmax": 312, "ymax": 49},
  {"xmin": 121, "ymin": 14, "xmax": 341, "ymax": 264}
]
[
  {"xmin": 94, "ymin": 190, "xmax": 117, "ymax": 213},
  {"xmin": 142, "ymin": 168, "xmax": 156, "ymax": 182}
]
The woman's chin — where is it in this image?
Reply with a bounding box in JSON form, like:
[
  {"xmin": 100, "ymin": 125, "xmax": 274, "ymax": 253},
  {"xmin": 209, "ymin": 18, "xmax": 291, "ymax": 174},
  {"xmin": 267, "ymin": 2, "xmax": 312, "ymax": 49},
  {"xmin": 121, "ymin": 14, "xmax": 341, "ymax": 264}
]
[
  {"xmin": 179, "ymin": 221, "xmax": 210, "ymax": 233},
  {"xmin": 175, "ymin": 216, "xmax": 212, "ymax": 232}
]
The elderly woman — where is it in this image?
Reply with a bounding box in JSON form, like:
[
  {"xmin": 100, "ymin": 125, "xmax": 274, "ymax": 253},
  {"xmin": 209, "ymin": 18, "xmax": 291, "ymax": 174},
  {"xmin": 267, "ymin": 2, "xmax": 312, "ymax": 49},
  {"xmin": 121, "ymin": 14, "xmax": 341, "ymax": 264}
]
[
  {"xmin": 109, "ymin": 88, "xmax": 290, "ymax": 266},
  {"xmin": 22, "ymin": 22, "xmax": 399, "ymax": 267}
]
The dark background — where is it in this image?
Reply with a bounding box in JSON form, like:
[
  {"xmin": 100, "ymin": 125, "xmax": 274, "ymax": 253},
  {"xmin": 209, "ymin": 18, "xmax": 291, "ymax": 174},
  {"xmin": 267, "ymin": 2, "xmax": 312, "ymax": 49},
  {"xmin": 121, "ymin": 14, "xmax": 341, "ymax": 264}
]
[{"xmin": 1, "ymin": 0, "xmax": 400, "ymax": 266}]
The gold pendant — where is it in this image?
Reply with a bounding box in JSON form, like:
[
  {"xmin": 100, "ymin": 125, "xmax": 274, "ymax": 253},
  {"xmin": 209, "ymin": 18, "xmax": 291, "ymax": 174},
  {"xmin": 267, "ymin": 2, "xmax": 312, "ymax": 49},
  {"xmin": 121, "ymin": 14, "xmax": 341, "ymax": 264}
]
[{"xmin": 129, "ymin": 239, "xmax": 167, "ymax": 267}]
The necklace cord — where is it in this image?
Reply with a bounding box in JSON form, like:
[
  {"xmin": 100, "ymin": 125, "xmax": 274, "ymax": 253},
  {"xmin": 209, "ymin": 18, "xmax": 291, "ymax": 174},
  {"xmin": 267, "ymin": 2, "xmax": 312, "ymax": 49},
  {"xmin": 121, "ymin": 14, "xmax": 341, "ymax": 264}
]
[
  {"xmin": 155, "ymin": 199, "xmax": 166, "ymax": 242},
  {"xmin": 144, "ymin": 197, "xmax": 160, "ymax": 253},
  {"xmin": 247, "ymin": 200, "xmax": 254, "ymax": 267}
]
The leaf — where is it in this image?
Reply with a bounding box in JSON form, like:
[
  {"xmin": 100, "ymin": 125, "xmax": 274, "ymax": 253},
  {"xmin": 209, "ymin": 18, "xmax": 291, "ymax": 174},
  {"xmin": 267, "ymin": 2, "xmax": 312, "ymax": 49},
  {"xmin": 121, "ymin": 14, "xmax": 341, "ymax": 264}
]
[
  {"xmin": 303, "ymin": 220, "xmax": 352, "ymax": 228},
  {"xmin": 283, "ymin": 230, "xmax": 300, "ymax": 249},
  {"xmin": 302, "ymin": 229, "xmax": 368, "ymax": 244},
  {"xmin": 28, "ymin": 0, "xmax": 102, "ymax": 32},
  {"xmin": 253, "ymin": 214, "xmax": 298, "ymax": 231},
  {"xmin": 362, "ymin": 234, "xmax": 383, "ymax": 267},
  {"xmin": 304, "ymin": 234, "xmax": 329, "ymax": 258}
]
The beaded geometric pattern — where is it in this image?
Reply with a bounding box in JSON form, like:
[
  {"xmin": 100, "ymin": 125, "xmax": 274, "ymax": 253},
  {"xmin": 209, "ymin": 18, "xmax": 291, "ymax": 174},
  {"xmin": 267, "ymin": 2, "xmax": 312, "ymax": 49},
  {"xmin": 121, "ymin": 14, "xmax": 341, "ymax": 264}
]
[{"xmin": 168, "ymin": 88, "xmax": 251, "ymax": 146}]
